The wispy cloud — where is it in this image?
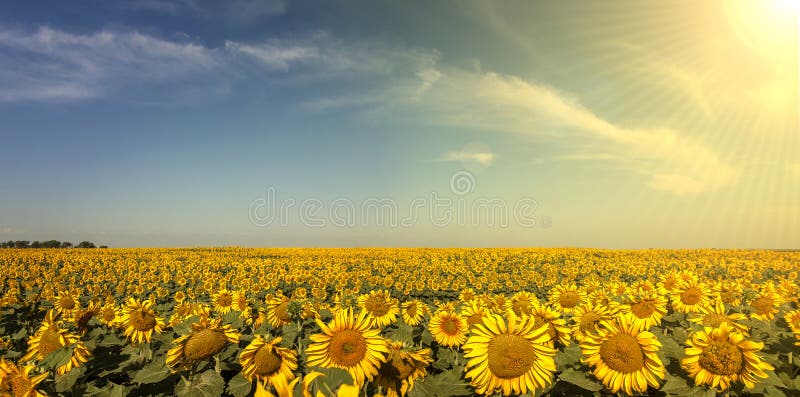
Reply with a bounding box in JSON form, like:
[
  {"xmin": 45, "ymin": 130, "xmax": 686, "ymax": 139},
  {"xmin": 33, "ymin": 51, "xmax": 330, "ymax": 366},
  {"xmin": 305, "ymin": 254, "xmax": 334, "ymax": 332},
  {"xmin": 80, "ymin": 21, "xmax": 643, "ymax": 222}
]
[
  {"xmin": 415, "ymin": 71, "xmax": 737, "ymax": 196},
  {"xmin": 0, "ymin": 26, "xmax": 220, "ymax": 102},
  {"xmin": 436, "ymin": 151, "xmax": 496, "ymax": 166}
]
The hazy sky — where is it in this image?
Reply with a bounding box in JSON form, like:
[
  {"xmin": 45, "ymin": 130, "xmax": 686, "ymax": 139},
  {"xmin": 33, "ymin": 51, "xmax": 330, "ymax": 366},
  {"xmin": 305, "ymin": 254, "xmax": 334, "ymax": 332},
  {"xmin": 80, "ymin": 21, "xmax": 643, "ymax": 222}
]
[{"xmin": 1, "ymin": 0, "xmax": 798, "ymax": 248}]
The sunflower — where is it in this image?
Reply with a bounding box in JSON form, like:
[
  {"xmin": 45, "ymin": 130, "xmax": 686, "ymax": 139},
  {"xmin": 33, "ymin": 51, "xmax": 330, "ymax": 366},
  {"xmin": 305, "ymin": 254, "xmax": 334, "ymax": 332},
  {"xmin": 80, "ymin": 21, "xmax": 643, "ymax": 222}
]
[
  {"xmin": 713, "ymin": 281, "xmax": 742, "ymax": 307},
  {"xmin": 69, "ymin": 301, "xmax": 100, "ymax": 333},
  {"xmin": 265, "ymin": 296, "xmax": 294, "ymax": 329},
  {"xmin": 620, "ymin": 292, "xmax": 667, "ymax": 331},
  {"xmin": 682, "ymin": 322, "xmax": 774, "ymax": 391},
  {"xmin": 305, "ymin": 309, "xmax": 389, "ymax": 386},
  {"xmin": 0, "ymin": 360, "xmax": 48, "ymax": 397},
  {"xmin": 358, "ymin": 290, "xmax": 399, "ymax": 328},
  {"xmin": 233, "ymin": 291, "xmax": 250, "ymax": 313},
  {"xmin": 657, "ymin": 271, "xmax": 681, "ymax": 296},
  {"xmin": 784, "ymin": 309, "xmax": 800, "ymax": 334},
  {"xmin": 461, "ymin": 301, "xmax": 490, "ymax": 329},
  {"xmin": 170, "ymin": 301, "xmax": 194, "ymax": 326},
  {"xmin": 21, "ymin": 310, "xmax": 92, "ymax": 375},
  {"xmin": 459, "ymin": 288, "xmax": 477, "ymax": 303},
  {"xmin": 428, "ymin": 310, "xmax": 469, "ymax": 347},
  {"xmin": 748, "ymin": 285, "xmax": 779, "ymax": 322},
  {"xmin": 688, "ymin": 299, "xmax": 748, "ymax": 334},
  {"xmin": 463, "ymin": 312, "xmax": 556, "ymax": 396},
  {"xmin": 120, "ymin": 297, "xmax": 165, "ymax": 344},
  {"xmin": 239, "ymin": 335, "xmax": 297, "ymax": 388},
  {"xmin": 509, "ymin": 291, "xmax": 538, "ymax": 317},
  {"xmin": 581, "ymin": 313, "xmax": 665, "ymax": 395},
  {"xmin": 530, "ymin": 302, "xmax": 571, "ymax": 346},
  {"xmin": 54, "ymin": 290, "xmax": 80, "ymax": 315},
  {"xmin": 212, "ymin": 288, "xmax": 235, "ymax": 315},
  {"xmin": 670, "ymin": 280, "xmax": 712, "ymax": 314},
  {"xmin": 571, "ymin": 303, "xmax": 614, "ymax": 342},
  {"xmin": 548, "ymin": 284, "xmax": 586, "ymax": 314},
  {"xmin": 374, "ymin": 340, "xmax": 432, "ymax": 397},
  {"xmin": 400, "ymin": 300, "xmax": 425, "ymax": 326},
  {"xmin": 167, "ymin": 315, "xmax": 239, "ymax": 370}
]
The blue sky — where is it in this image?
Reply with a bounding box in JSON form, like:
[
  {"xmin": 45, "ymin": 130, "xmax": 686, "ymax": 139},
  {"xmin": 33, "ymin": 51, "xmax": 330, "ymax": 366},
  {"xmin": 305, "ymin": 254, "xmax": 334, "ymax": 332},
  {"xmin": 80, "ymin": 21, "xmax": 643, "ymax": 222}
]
[{"xmin": 0, "ymin": 0, "xmax": 798, "ymax": 248}]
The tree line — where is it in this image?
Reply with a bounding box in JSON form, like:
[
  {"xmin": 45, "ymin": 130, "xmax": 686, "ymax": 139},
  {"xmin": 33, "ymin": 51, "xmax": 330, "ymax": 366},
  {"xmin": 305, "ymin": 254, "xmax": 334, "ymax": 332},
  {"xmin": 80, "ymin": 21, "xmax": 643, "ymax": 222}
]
[{"xmin": 0, "ymin": 240, "xmax": 108, "ymax": 249}]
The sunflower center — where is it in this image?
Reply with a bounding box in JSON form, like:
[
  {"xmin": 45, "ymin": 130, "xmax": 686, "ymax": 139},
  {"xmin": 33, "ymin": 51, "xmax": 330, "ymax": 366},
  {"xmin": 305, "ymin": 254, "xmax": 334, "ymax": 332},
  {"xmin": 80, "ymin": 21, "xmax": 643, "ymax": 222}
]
[
  {"xmin": 751, "ymin": 297, "xmax": 773, "ymax": 315},
  {"xmin": 365, "ymin": 295, "xmax": 391, "ymax": 317},
  {"xmin": 599, "ymin": 333, "xmax": 645, "ymax": 374},
  {"xmin": 630, "ymin": 300, "xmax": 656, "ymax": 319},
  {"xmin": 39, "ymin": 327, "xmax": 65, "ymax": 356},
  {"xmin": 129, "ymin": 309, "xmax": 157, "ymax": 331},
  {"xmin": 720, "ymin": 291, "xmax": 737, "ymax": 304},
  {"xmin": 379, "ymin": 350, "xmax": 417, "ymax": 381},
  {"xmin": 217, "ymin": 294, "xmax": 232, "ymax": 307},
  {"xmin": 466, "ymin": 312, "xmax": 484, "ymax": 327},
  {"xmin": 698, "ymin": 341, "xmax": 743, "ymax": 376},
  {"xmin": 680, "ymin": 288, "xmax": 702, "ymax": 305},
  {"xmin": 59, "ymin": 296, "xmax": 76, "ymax": 310},
  {"xmin": 487, "ymin": 334, "xmax": 536, "ymax": 379},
  {"xmin": 663, "ymin": 278, "xmax": 677, "ymax": 291},
  {"xmin": 441, "ymin": 316, "xmax": 461, "ymax": 335},
  {"xmin": 10, "ymin": 374, "xmax": 33, "ymax": 396},
  {"xmin": 702, "ymin": 314, "xmax": 729, "ymax": 328},
  {"xmin": 328, "ymin": 329, "xmax": 367, "ymax": 367},
  {"xmin": 512, "ymin": 300, "xmax": 532, "ymax": 316},
  {"xmin": 559, "ymin": 292, "xmax": 579, "ymax": 308},
  {"xmin": 405, "ymin": 302, "xmax": 418, "ymax": 317},
  {"xmin": 253, "ymin": 345, "xmax": 283, "ymax": 375},
  {"xmin": 275, "ymin": 302, "xmax": 292, "ymax": 322},
  {"xmin": 101, "ymin": 308, "xmax": 116, "ymax": 322},
  {"xmin": 579, "ymin": 312, "xmax": 602, "ymax": 333},
  {"xmin": 184, "ymin": 329, "xmax": 229, "ymax": 360}
]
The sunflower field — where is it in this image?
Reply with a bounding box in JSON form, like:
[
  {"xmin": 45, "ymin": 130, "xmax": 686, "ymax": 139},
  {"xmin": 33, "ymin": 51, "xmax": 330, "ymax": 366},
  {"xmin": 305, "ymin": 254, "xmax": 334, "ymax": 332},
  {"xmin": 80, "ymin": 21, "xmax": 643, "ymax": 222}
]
[{"xmin": 0, "ymin": 248, "xmax": 799, "ymax": 397}]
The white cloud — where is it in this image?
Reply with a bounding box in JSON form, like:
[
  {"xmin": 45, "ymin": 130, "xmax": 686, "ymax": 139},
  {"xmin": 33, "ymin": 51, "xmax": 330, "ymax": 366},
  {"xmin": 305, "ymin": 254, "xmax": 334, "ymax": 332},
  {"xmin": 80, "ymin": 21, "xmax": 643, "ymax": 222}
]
[
  {"xmin": 415, "ymin": 71, "xmax": 737, "ymax": 196},
  {"xmin": 224, "ymin": 41, "xmax": 319, "ymax": 71},
  {"xmin": 437, "ymin": 151, "xmax": 496, "ymax": 166},
  {"xmin": 0, "ymin": 26, "xmax": 220, "ymax": 102}
]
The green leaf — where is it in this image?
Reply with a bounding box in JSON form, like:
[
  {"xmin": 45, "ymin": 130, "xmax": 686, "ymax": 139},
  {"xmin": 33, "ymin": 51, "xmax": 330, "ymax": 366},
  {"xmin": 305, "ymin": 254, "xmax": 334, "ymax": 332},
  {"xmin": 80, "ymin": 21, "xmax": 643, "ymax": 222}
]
[
  {"xmin": 55, "ymin": 366, "xmax": 85, "ymax": 393},
  {"xmin": 556, "ymin": 343, "xmax": 582, "ymax": 371},
  {"xmin": 226, "ymin": 374, "xmax": 253, "ymax": 397},
  {"xmin": 659, "ymin": 374, "xmax": 692, "ymax": 396},
  {"xmin": 409, "ymin": 370, "xmax": 472, "ymax": 397},
  {"xmin": 12, "ymin": 327, "xmax": 27, "ymax": 340},
  {"xmin": 385, "ymin": 323, "xmax": 414, "ymax": 346},
  {"xmin": 280, "ymin": 323, "xmax": 300, "ymax": 348},
  {"xmin": 131, "ymin": 356, "xmax": 170, "ymax": 384},
  {"xmin": 40, "ymin": 344, "xmax": 75, "ymax": 371},
  {"xmin": 174, "ymin": 369, "xmax": 225, "ymax": 397},
  {"xmin": 558, "ymin": 368, "xmax": 603, "ymax": 392},
  {"xmin": 655, "ymin": 331, "xmax": 684, "ymax": 360},
  {"xmin": 763, "ymin": 385, "xmax": 787, "ymax": 397},
  {"xmin": 305, "ymin": 367, "xmax": 354, "ymax": 395}
]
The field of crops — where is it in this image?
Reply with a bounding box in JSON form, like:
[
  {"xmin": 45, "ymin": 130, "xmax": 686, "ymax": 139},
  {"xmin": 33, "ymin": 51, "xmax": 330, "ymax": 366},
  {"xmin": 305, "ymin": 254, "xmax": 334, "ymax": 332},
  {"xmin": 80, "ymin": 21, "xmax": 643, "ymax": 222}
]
[{"xmin": 0, "ymin": 248, "xmax": 798, "ymax": 396}]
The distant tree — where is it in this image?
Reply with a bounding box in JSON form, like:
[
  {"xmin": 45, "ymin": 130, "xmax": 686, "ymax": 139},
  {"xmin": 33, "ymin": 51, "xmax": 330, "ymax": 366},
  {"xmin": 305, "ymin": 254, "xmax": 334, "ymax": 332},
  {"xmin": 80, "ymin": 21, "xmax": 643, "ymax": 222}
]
[
  {"xmin": 76, "ymin": 241, "xmax": 96, "ymax": 248},
  {"xmin": 14, "ymin": 241, "xmax": 30, "ymax": 248},
  {"xmin": 99, "ymin": 245, "xmax": 108, "ymax": 249},
  {"xmin": 5, "ymin": 241, "xmax": 12, "ymax": 248},
  {"xmin": 31, "ymin": 241, "xmax": 41, "ymax": 248},
  {"xmin": 60, "ymin": 242, "xmax": 73, "ymax": 248},
  {"xmin": 42, "ymin": 240, "xmax": 61, "ymax": 248}
]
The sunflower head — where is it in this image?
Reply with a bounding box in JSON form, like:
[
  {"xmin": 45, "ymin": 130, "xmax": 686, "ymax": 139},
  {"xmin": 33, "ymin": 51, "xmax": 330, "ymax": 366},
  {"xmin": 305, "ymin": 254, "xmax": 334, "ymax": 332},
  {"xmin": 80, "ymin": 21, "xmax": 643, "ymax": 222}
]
[
  {"xmin": 21, "ymin": 310, "xmax": 92, "ymax": 375},
  {"xmin": 463, "ymin": 312, "xmax": 557, "ymax": 396},
  {"xmin": 358, "ymin": 290, "xmax": 399, "ymax": 328},
  {"xmin": 400, "ymin": 300, "xmax": 425, "ymax": 326},
  {"xmin": 581, "ymin": 313, "xmax": 665, "ymax": 395},
  {"xmin": 305, "ymin": 309, "xmax": 389, "ymax": 386},
  {"xmin": 428, "ymin": 310, "xmax": 468, "ymax": 348},
  {"xmin": 167, "ymin": 316, "xmax": 239, "ymax": 371},
  {"xmin": 239, "ymin": 335, "xmax": 298, "ymax": 387},
  {"xmin": 121, "ymin": 297, "xmax": 165, "ymax": 344},
  {"xmin": 375, "ymin": 340, "xmax": 432, "ymax": 397},
  {"xmin": 0, "ymin": 360, "xmax": 48, "ymax": 397},
  {"xmin": 681, "ymin": 322, "xmax": 775, "ymax": 391}
]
